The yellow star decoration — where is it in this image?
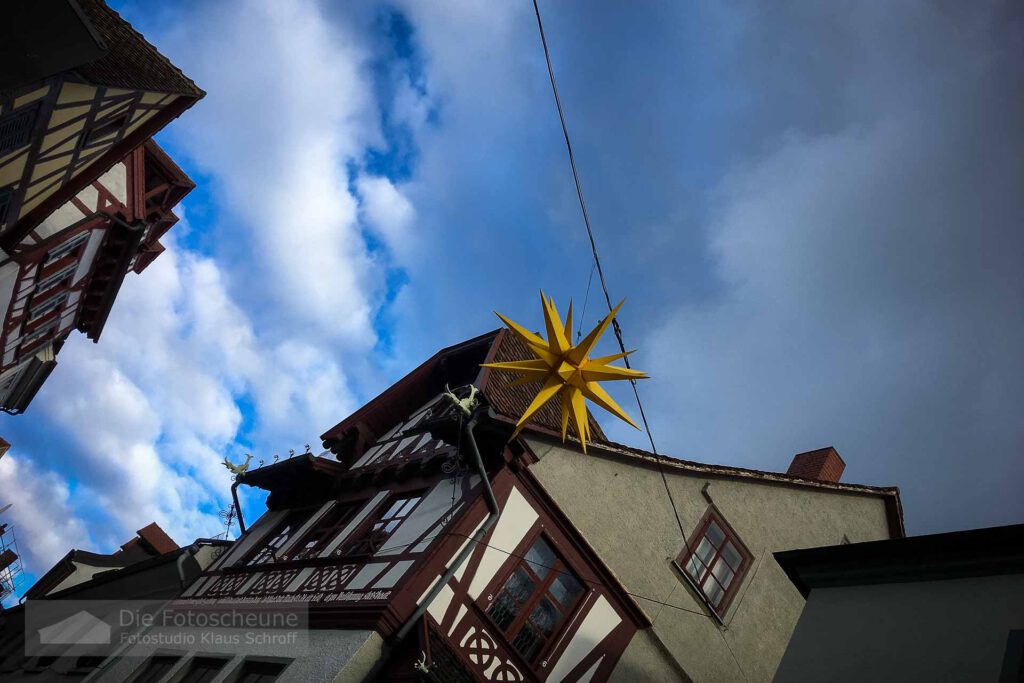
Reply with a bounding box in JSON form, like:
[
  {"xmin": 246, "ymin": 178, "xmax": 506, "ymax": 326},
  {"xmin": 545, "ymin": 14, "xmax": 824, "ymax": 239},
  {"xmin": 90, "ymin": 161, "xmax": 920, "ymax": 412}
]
[{"xmin": 482, "ymin": 291, "xmax": 648, "ymax": 453}]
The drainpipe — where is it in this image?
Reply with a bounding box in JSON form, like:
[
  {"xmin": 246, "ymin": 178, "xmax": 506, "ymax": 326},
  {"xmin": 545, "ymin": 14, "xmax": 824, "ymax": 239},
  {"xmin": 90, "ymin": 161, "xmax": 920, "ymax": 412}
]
[
  {"xmin": 394, "ymin": 406, "xmax": 501, "ymax": 642},
  {"xmin": 231, "ymin": 480, "xmax": 246, "ymax": 534},
  {"xmin": 362, "ymin": 400, "xmax": 502, "ymax": 680}
]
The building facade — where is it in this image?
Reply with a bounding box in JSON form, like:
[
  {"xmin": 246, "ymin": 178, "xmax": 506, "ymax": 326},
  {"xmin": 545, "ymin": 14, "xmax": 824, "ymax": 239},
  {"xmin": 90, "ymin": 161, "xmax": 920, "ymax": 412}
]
[
  {"xmin": 0, "ymin": 0, "xmax": 202, "ymax": 412},
  {"xmin": 0, "ymin": 523, "xmax": 230, "ymax": 680},
  {"xmin": 87, "ymin": 330, "xmax": 902, "ymax": 682},
  {"xmin": 774, "ymin": 523, "xmax": 1024, "ymax": 683}
]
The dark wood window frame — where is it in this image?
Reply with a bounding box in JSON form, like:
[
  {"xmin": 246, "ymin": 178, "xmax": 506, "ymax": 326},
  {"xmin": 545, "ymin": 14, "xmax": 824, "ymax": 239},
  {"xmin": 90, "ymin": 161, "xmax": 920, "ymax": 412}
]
[
  {"xmin": 483, "ymin": 532, "xmax": 586, "ymax": 667},
  {"xmin": 287, "ymin": 498, "xmax": 366, "ymax": 561},
  {"xmin": 241, "ymin": 507, "xmax": 319, "ymax": 567},
  {"xmin": 231, "ymin": 657, "xmax": 291, "ymax": 683},
  {"xmin": 81, "ymin": 113, "xmax": 128, "ymax": 149},
  {"xmin": 129, "ymin": 653, "xmax": 182, "ymax": 683},
  {"xmin": 340, "ymin": 490, "xmax": 426, "ymax": 558},
  {"xmin": 676, "ymin": 507, "xmax": 753, "ymax": 618},
  {"xmin": 0, "ymin": 103, "xmax": 40, "ymax": 156},
  {"xmin": 178, "ymin": 655, "xmax": 230, "ymax": 683}
]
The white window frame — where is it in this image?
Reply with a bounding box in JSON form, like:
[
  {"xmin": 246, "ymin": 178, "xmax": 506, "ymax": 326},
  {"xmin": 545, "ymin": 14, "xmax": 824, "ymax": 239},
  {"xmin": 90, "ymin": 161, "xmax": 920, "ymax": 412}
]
[
  {"xmin": 34, "ymin": 263, "xmax": 77, "ymax": 293},
  {"xmin": 27, "ymin": 291, "xmax": 69, "ymax": 322},
  {"xmin": 42, "ymin": 231, "xmax": 89, "ymax": 266},
  {"xmin": 20, "ymin": 320, "xmax": 58, "ymax": 349}
]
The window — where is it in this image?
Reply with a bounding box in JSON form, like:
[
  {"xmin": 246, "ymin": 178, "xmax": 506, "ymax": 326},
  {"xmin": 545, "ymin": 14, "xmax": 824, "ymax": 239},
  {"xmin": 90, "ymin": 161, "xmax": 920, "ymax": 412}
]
[
  {"xmin": 243, "ymin": 509, "xmax": 315, "ymax": 566},
  {"xmin": 288, "ymin": 500, "xmax": 363, "ymax": 560},
  {"xmin": 678, "ymin": 511, "xmax": 752, "ymax": 615},
  {"xmin": 130, "ymin": 654, "xmax": 181, "ymax": 683},
  {"xmin": 233, "ymin": 659, "xmax": 290, "ymax": 683},
  {"xmin": 43, "ymin": 231, "xmax": 90, "ymax": 266},
  {"xmin": 82, "ymin": 114, "xmax": 127, "ymax": 147},
  {"xmin": 73, "ymin": 654, "xmax": 105, "ymax": 670},
  {"xmin": 0, "ymin": 104, "xmax": 38, "ymax": 156},
  {"xmin": 486, "ymin": 536, "xmax": 584, "ymax": 664},
  {"xmin": 179, "ymin": 656, "xmax": 228, "ymax": 683},
  {"xmin": 19, "ymin": 320, "xmax": 57, "ymax": 352},
  {"xmin": 0, "ymin": 186, "xmax": 12, "ymax": 226},
  {"xmin": 34, "ymin": 262, "xmax": 77, "ymax": 293},
  {"xmin": 28, "ymin": 291, "xmax": 68, "ymax": 323},
  {"xmin": 342, "ymin": 491, "xmax": 424, "ymax": 557}
]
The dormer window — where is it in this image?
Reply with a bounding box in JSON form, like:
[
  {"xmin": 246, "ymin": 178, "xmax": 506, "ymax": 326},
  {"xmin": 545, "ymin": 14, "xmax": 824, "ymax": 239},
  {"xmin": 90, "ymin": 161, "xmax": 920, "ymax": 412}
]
[{"xmin": 678, "ymin": 509, "xmax": 752, "ymax": 616}]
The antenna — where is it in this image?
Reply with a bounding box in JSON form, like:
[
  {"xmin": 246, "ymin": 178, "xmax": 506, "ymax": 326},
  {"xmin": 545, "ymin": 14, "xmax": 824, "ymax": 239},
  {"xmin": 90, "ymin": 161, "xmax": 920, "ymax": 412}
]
[
  {"xmin": 218, "ymin": 503, "xmax": 237, "ymax": 540},
  {"xmin": 0, "ymin": 507, "xmax": 25, "ymax": 605}
]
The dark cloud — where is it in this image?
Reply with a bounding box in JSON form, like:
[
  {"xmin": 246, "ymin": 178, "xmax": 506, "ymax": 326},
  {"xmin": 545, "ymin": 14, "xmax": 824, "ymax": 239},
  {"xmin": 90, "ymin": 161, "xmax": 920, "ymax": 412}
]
[{"xmin": 385, "ymin": 0, "xmax": 1023, "ymax": 534}]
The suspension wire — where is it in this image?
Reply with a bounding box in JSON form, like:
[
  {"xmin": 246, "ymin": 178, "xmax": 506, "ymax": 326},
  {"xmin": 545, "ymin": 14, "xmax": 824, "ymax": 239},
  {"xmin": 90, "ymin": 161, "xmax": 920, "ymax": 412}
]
[
  {"xmin": 375, "ymin": 529, "xmax": 712, "ymax": 620},
  {"xmin": 531, "ymin": 0, "xmax": 690, "ymax": 550},
  {"xmin": 577, "ymin": 260, "xmax": 596, "ymax": 341}
]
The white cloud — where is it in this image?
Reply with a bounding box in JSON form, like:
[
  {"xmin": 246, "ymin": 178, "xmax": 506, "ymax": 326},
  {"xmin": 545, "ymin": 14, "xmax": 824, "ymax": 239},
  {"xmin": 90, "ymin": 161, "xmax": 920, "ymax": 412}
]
[
  {"xmin": 357, "ymin": 175, "xmax": 417, "ymax": 264},
  {"xmin": 157, "ymin": 0, "xmax": 387, "ymax": 344},
  {"xmin": 0, "ymin": 453, "xmax": 90, "ymax": 581}
]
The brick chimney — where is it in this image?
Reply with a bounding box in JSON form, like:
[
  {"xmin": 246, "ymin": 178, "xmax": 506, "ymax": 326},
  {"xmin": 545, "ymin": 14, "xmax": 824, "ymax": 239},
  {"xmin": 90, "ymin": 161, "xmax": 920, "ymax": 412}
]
[{"xmin": 787, "ymin": 446, "xmax": 846, "ymax": 483}]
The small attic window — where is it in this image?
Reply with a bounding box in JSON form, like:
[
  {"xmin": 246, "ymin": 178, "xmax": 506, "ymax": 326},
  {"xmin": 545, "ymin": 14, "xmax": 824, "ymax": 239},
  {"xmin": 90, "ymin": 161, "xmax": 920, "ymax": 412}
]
[
  {"xmin": 677, "ymin": 509, "xmax": 752, "ymax": 617},
  {"xmin": 82, "ymin": 113, "xmax": 128, "ymax": 147},
  {"xmin": 0, "ymin": 104, "xmax": 39, "ymax": 156}
]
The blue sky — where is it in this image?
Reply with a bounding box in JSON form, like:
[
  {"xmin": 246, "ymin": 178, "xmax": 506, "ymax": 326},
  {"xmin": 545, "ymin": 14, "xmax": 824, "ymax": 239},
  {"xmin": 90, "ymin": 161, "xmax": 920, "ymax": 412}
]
[{"xmin": 1, "ymin": 0, "xmax": 1021, "ymax": 603}]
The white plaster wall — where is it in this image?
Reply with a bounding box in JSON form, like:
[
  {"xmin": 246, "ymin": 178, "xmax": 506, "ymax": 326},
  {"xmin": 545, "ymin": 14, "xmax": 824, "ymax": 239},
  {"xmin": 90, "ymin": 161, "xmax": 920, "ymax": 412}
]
[
  {"xmin": 0, "ymin": 260, "xmax": 20, "ymax": 325},
  {"xmin": 72, "ymin": 230, "xmax": 104, "ymax": 284}
]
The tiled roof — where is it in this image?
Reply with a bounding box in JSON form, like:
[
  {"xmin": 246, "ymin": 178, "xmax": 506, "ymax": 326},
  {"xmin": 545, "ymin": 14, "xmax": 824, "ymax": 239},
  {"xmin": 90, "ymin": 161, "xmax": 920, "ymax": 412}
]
[
  {"xmin": 74, "ymin": 0, "xmax": 204, "ymax": 97},
  {"xmin": 480, "ymin": 329, "xmax": 606, "ymax": 443}
]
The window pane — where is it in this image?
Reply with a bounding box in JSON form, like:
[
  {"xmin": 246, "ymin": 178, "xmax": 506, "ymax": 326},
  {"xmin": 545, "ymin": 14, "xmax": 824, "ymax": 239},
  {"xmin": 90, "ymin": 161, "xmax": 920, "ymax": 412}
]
[
  {"xmin": 382, "ymin": 499, "xmax": 405, "ymax": 518},
  {"xmin": 721, "ymin": 542, "xmax": 742, "ymax": 571},
  {"xmin": 512, "ymin": 622, "xmax": 545, "ymax": 663},
  {"xmin": 549, "ymin": 572, "xmax": 583, "ymax": 608},
  {"xmin": 685, "ymin": 555, "xmax": 705, "ymax": 580},
  {"xmin": 702, "ymin": 575, "xmax": 725, "ymax": 607},
  {"xmin": 695, "ymin": 538, "xmax": 715, "ymax": 566},
  {"xmin": 525, "ymin": 538, "xmax": 556, "ymax": 580},
  {"xmin": 487, "ymin": 569, "xmax": 535, "ymax": 630},
  {"xmin": 527, "ymin": 598, "xmax": 559, "ymax": 636},
  {"xmin": 398, "ymin": 497, "xmax": 421, "ymax": 516},
  {"xmin": 711, "ymin": 558, "xmax": 735, "ymax": 590},
  {"xmin": 706, "ymin": 522, "xmax": 725, "ymax": 548}
]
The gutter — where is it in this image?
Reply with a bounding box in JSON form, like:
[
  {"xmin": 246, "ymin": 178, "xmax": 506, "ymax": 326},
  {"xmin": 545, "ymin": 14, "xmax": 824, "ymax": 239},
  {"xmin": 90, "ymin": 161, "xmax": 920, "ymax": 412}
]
[{"xmin": 231, "ymin": 480, "xmax": 246, "ymax": 534}]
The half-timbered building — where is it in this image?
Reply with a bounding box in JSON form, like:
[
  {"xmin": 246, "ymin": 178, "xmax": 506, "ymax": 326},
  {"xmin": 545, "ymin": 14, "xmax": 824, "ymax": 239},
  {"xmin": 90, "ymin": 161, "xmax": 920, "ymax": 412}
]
[
  {"xmin": 88, "ymin": 329, "xmax": 903, "ymax": 682},
  {"xmin": 0, "ymin": 0, "xmax": 203, "ymax": 251},
  {"xmin": 0, "ymin": 139, "xmax": 193, "ymax": 412},
  {"xmin": 0, "ymin": 0, "xmax": 202, "ymax": 413}
]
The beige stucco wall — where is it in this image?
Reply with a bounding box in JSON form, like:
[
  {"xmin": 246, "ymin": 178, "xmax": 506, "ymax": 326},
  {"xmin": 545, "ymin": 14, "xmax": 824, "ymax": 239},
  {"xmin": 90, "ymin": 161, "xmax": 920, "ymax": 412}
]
[{"xmin": 525, "ymin": 436, "xmax": 895, "ymax": 682}]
